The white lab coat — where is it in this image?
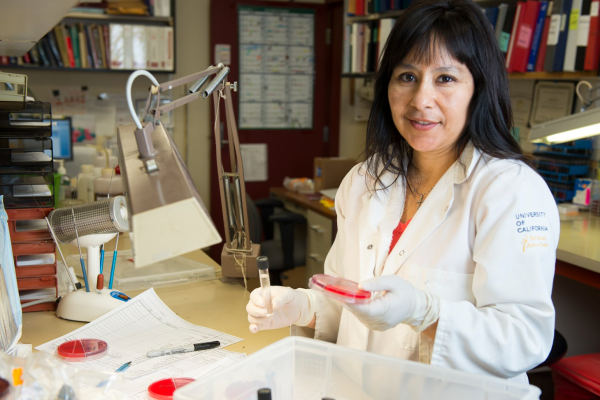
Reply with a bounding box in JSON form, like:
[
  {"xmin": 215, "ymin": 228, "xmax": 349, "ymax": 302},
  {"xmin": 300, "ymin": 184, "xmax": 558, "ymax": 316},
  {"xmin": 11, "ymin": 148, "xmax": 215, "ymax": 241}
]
[{"xmin": 293, "ymin": 142, "xmax": 559, "ymax": 384}]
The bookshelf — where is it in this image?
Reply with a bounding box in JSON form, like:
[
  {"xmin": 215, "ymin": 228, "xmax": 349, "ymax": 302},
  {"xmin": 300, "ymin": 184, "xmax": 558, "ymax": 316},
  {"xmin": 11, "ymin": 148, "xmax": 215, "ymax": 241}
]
[
  {"xmin": 0, "ymin": 1, "xmax": 176, "ymax": 74},
  {"xmin": 342, "ymin": 1, "xmax": 600, "ymax": 80},
  {"xmin": 342, "ymin": 71, "xmax": 600, "ymax": 79}
]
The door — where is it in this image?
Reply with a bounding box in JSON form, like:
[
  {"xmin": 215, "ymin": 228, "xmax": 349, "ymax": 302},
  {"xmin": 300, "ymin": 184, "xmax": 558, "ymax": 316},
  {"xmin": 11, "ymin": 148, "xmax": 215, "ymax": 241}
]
[{"xmin": 209, "ymin": 0, "xmax": 343, "ymax": 260}]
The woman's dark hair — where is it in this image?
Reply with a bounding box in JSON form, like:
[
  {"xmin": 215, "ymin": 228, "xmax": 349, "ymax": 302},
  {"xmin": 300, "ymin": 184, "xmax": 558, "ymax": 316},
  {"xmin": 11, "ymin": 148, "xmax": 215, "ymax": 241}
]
[{"xmin": 365, "ymin": 0, "xmax": 528, "ymax": 192}]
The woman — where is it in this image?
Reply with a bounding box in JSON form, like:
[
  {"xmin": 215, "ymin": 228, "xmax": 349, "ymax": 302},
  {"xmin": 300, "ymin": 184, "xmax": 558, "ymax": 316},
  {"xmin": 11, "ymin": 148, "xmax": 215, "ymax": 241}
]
[{"xmin": 247, "ymin": 0, "xmax": 559, "ymax": 383}]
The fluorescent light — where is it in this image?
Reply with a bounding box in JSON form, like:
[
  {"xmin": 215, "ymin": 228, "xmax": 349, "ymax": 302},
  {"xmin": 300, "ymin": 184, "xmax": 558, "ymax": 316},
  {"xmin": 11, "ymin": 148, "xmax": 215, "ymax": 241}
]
[{"xmin": 529, "ymin": 107, "xmax": 600, "ymax": 144}]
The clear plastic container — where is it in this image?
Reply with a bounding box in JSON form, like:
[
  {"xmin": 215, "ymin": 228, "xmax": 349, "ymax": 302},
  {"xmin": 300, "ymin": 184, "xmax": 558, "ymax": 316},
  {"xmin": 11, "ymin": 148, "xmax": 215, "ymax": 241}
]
[
  {"xmin": 308, "ymin": 274, "xmax": 373, "ymax": 304},
  {"xmin": 174, "ymin": 337, "xmax": 541, "ymax": 400}
]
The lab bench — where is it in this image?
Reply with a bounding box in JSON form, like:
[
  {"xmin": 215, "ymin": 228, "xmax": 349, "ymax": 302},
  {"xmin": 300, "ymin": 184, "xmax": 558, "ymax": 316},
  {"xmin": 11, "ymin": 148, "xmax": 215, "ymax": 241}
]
[{"xmin": 20, "ymin": 233, "xmax": 289, "ymax": 354}]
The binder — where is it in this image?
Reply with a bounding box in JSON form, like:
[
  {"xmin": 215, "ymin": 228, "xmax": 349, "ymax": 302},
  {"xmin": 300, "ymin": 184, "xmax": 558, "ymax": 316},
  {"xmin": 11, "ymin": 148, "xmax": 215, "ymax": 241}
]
[
  {"xmin": 575, "ymin": 0, "xmax": 592, "ymax": 69},
  {"xmin": 528, "ymin": 1, "xmax": 549, "ymax": 71},
  {"xmin": 536, "ymin": 1, "xmax": 554, "ymax": 70},
  {"xmin": 63, "ymin": 26, "xmax": 75, "ymax": 68},
  {"xmin": 564, "ymin": 0, "xmax": 583, "ymax": 71},
  {"xmin": 70, "ymin": 25, "xmax": 81, "ymax": 68},
  {"xmin": 544, "ymin": 0, "xmax": 562, "ymax": 70},
  {"xmin": 506, "ymin": 2, "xmax": 525, "ymax": 70},
  {"xmin": 511, "ymin": 0, "xmax": 541, "ymax": 72},
  {"xmin": 553, "ymin": 0, "xmax": 573, "ymax": 70},
  {"xmin": 53, "ymin": 26, "xmax": 70, "ymax": 68},
  {"xmin": 584, "ymin": 0, "xmax": 600, "ymax": 69},
  {"xmin": 46, "ymin": 30, "xmax": 63, "ymax": 67}
]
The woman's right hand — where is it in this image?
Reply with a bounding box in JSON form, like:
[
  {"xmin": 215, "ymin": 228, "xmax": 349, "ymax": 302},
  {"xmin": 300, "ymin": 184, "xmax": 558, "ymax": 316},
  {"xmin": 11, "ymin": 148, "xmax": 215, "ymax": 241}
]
[{"xmin": 246, "ymin": 286, "xmax": 314, "ymax": 333}]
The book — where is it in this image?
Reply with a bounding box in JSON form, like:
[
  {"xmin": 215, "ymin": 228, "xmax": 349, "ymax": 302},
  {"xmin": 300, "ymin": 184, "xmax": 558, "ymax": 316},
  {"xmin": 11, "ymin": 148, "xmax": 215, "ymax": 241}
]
[
  {"xmin": 22, "ymin": 52, "xmax": 31, "ymax": 64},
  {"xmin": 46, "ymin": 30, "xmax": 64, "ymax": 67},
  {"xmin": 39, "ymin": 38, "xmax": 54, "ymax": 67},
  {"xmin": 506, "ymin": 2, "xmax": 525, "ymax": 71},
  {"xmin": 502, "ymin": 3, "xmax": 519, "ymax": 59},
  {"xmin": 485, "ymin": 7, "xmax": 500, "ymax": 29},
  {"xmin": 563, "ymin": 0, "xmax": 583, "ymax": 71},
  {"xmin": 536, "ymin": 1, "xmax": 554, "ymax": 70},
  {"xmin": 348, "ymin": 0, "xmax": 356, "ymax": 15},
  {"xmin": 97, "ymin": 25, "xmax": 108, "ymax": 68},
  {"xmin": 378, "ymin": 18, "xmax": 395, "ymax": 65},
  {"xmin": 343, "ymin": 24, "xmax": 351, "ymax": 73},
  {"xmin": 575, "ymin": 0, "xmax": 592, "ymax": 69},
  {"xmin": 133, "ymin": 25, "xmax": 147, "ymax": 69},
  {"xmin": 103, "ymin": 25, "xmax": 111, "ymax": 67},
  {"xmin": 109, "ymin": 24, "xmax": 125, "ymax": 69},
  {"xmin": 584, "ymin": 0, "xmax": 600, "ymax": 69},
  {"xmin": 78, "ymin": 23, "xmax": 91, "ymax": 68},
  {"xmin": 86, "ymin": 24, "xmax": 100, "ymax": 68},
  {"xmin": 495, "ymin": 4, "xmax": 510, "ymax": 43},
  {"xmin": 53, "ymin": 25, "xmax": 70, "ymax": 67},
  {"xmin": 512, "ymin": 0, "xmax": 542, "ymax": 72},
  {"xmin": 356, "ymin": 0, "xmax": 365, "ymax": 16},
  {"xmin": 70, "ymin": 25, "xmax": 81, "ymax": 68},
  {"xmin": 64, "ymin": 25, "xmax": 76, "ymax": 68},
  {"xmin": 29, "ymin": 45, "xmax": 40, "ymax": 65},
  {"xmin": 528, "ymin": 1, "xmax": 549, "ymax": 71},
  {"xmin": 543, "ymin": 0, "xmax": 563, "ymax": 70}
]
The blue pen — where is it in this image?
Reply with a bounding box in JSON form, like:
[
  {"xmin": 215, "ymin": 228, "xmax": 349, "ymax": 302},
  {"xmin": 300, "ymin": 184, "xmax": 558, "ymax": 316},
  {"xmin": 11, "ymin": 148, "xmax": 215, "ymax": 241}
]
[
  {"xmin": 115, "ymin": 361, "xmax": 131, "ymax": 372},
  {"xmin": 71, "ymin": 205, "xmax": 89, "ymax": 292},
  {"xmin": 108, "ymin": 233, "xmax": 119, "ymax": 289}
]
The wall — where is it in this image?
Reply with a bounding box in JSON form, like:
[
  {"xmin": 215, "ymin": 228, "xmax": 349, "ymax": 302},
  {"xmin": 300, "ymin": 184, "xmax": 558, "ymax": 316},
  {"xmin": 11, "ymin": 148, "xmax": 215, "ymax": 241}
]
[{"xmin": 338, "ymin": 78, "xmax": 368, "ymax": 160}]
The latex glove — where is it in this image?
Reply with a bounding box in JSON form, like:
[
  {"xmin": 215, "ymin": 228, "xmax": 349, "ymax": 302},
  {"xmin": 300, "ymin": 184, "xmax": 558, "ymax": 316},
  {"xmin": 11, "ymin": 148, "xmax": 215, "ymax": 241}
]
[
  {"xmin": 247, "ymin": 286, "xmax": 314, "ymax": 333},
  {"xmin": 344, "ymin": 275, "xmax": 434, "ymax": 331}
]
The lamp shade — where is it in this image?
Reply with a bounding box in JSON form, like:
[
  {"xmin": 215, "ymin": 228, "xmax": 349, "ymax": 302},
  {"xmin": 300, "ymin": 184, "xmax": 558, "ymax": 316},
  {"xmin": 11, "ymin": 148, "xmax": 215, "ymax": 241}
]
[{"xmin": 529, "ymin": 107, "xmax": 600, "ymax": 144}]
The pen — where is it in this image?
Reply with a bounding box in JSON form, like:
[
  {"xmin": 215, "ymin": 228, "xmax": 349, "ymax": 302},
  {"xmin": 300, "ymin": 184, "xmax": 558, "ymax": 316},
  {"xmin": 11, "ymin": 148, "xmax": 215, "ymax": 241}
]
[
  {"xmin": 146, "ymin": 341, "xmax": 220, "ymax": 358},
  {"xmin": 115, "ymin": 361, "xmax": 132, "ymax": 372}
]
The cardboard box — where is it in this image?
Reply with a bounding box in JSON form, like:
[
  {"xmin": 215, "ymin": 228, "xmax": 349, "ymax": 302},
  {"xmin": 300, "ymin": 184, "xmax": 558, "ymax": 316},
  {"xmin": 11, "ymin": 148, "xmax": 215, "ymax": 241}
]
[{"xmin": 314, "ymin": 158, "xmax": 356, "ymax": 192}]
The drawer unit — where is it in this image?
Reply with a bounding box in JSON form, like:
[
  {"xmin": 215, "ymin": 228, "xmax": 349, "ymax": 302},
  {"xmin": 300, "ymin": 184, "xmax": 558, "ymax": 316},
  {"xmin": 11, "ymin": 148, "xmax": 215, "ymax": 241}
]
[{"xmin": 306, "ymin": 210, "xmax": 334, "ymax": 278}]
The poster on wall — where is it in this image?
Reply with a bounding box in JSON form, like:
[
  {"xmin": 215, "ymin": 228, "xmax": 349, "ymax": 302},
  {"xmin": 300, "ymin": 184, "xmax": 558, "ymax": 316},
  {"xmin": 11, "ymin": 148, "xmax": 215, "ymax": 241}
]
[{"xmin": 238, "ymin": 6, "xmax": 315, "ymax": 130}]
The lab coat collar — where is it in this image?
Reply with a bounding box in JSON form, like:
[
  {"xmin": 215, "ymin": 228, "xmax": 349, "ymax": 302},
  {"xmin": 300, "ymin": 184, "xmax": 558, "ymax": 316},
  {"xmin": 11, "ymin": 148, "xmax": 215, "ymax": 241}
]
[{"xmin": 378, "ymin": 141, "xmax": 481, "ymax": 277}]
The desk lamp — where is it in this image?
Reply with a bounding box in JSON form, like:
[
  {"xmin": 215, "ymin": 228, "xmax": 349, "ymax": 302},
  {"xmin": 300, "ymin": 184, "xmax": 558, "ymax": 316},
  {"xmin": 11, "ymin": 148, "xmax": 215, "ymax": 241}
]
[
  {"xmin": 118, "ymin": 65, "xmax": 260, "ymax": 280},
  {"xmin": 529, "ymin": 81, "xmax": 600, "ymax": 144}
]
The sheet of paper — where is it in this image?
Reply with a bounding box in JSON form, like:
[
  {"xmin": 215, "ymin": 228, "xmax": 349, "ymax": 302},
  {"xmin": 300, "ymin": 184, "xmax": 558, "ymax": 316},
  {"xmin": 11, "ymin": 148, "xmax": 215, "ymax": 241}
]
[
  {"xmin": 36, "ymin": 288, "xmax": 243, "ymax": 381},
  {"xmin": 240, "ymin": 143, "xmax": 268, "ymax": 182},
  {"xmin": 238, "ymin": 7, "xmax": 315, "ymax": 129}
]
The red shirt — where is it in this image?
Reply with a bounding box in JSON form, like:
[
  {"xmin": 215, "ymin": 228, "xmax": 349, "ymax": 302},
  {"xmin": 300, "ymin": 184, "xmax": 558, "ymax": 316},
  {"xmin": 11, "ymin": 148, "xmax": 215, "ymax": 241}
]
[{"xmin": 389, "ymin": 218, "xmax": 411, "ymax": 254}]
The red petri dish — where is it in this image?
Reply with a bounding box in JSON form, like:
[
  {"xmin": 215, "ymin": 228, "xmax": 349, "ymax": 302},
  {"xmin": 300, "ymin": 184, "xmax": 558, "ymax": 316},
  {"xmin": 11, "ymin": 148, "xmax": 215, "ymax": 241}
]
[
  {"xmin": 148, "ymin": 378, "xmax": 195, "ymax": 400},
  {"xmin": 56, "ymin": 338, "xmax": 109, "ymax": 362},
  {"xmin": 309, "ymin": 274, "xmax": 372, "ymax": 304}
]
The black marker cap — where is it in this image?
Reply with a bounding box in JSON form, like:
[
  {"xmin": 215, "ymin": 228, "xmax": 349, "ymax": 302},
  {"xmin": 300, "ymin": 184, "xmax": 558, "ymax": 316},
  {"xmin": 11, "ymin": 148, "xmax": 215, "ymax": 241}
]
[
  {"xmin": 257, "ymin": 388, "xmax": 272, "ymax": 400},
  {"xmin": 257, "ymin": 256, "xmax": 269, "ymax": 270}
]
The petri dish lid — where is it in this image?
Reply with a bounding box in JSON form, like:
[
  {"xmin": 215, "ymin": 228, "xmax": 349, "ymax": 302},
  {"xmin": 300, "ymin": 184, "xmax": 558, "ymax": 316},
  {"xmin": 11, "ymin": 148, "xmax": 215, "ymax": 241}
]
[
  {"xmin": 56, "ymin": 338, "xmax": 109, "ymax": 362},
  {"xmin": 309, "ymin": 274, "xmax": 372, "ymax": 304},
  {"xmin": 148, "ymin": 378, "xmax": 195, "ymax": 400}
]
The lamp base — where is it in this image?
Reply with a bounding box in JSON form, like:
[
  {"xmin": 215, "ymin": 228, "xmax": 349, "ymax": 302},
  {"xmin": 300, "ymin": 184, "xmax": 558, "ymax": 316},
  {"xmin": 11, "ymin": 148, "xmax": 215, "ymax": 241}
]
[
  {"xmin": 220, "ymin": 243, "xmax": 260, "ymax": 278},
  {"xmin": 56, "ymin": 288, "xmax": 130, "ymax": 322}
]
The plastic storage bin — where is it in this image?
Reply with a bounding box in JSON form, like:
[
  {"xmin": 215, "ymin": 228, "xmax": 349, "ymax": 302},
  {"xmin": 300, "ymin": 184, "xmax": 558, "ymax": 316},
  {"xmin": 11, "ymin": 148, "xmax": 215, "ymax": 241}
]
[
  {"xmin": 174, "ymin": 337, "xmax": 541, "ymax": 400},
  {"xmin": 0, "ymin": 137, "xmax": 53, "ymax": 173},
  {"xmin": 0, "ymin": 101, "xmax": 51, "ymax": 137}
]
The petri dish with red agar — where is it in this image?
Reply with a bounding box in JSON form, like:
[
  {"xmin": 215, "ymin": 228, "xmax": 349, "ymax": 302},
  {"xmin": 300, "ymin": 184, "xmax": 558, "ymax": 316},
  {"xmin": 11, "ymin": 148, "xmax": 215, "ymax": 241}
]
[
  {"xmin": 148, "ymin": 378, "xmax": 195, "ymax": 400},
  {"xmin": 56, "ymin": 338, "xmax": 109, "ymax": 362},
  {"xmin": 309, "ymin": 274, "xmax": 373, "ymax": 304}
]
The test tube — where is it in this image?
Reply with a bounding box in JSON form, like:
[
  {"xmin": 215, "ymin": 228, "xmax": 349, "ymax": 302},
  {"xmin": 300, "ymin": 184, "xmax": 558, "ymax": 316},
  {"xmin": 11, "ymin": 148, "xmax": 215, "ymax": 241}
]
[{"xmin": 257, "ymin": 256, "xmax": 273, "ymax": 316}]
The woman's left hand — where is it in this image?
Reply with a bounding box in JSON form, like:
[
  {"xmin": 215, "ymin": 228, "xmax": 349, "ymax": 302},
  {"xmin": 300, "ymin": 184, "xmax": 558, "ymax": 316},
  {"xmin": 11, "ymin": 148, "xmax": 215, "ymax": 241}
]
[{"xmin": 344, "ymin": 275, "xmax": 425, "ymax": 331}]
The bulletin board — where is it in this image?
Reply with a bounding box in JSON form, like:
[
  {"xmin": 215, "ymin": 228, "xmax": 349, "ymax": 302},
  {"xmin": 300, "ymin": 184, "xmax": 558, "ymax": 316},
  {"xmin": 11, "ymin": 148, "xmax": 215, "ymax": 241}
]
[{"xmin": 238, "ymin": 6, "xmax": 315, "ymax": 130}]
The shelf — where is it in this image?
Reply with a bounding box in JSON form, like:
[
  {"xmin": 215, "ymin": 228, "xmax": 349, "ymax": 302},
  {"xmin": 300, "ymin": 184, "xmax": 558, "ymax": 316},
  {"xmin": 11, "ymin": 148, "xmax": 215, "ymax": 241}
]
[
  {"xmin": 0, "ymin": 65, "xmax": 175, "ymax": 74},
  {"xmin": 342, "ymin": 71, "xmax": 600, "ymax": 79},
  {"xmin": 346, "ymin": 9, "xmax": 404, "ymax": 23},
  {"xmin": 341, "ymin": 73, "xmax": 376, "ymax": 78},
  {"xmin": 508, "ymin": 71, "xmax": 599, "ymax": 80},
  {"xmin": 62, "ymin": 12, "xmax": 173, "ymax": 26}
]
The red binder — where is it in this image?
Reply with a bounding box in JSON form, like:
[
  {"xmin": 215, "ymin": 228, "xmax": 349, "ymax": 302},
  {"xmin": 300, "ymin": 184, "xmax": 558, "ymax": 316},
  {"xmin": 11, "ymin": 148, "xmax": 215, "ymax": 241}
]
[
  {"xmin": 511, "ymin": 0, "xmax": 542, "ymax": 72},
  {"xmin": 506, "ymin": 2, "xmax": 526, "ymax": 72},
  {"xmin": 584, "ymin": 0, "xmax": 600, "ymax": 70}
]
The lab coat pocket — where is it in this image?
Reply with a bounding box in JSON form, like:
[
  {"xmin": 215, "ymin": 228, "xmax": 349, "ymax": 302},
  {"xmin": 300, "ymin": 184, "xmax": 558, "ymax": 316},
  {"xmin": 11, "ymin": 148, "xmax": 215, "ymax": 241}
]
[
  {"xmin": 423, "ymin": 269, "xmax": 475, "ymax": 303},
  {"xmin": 394, "ymin": 323, "xmax": 419, "ymax": 351}
]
